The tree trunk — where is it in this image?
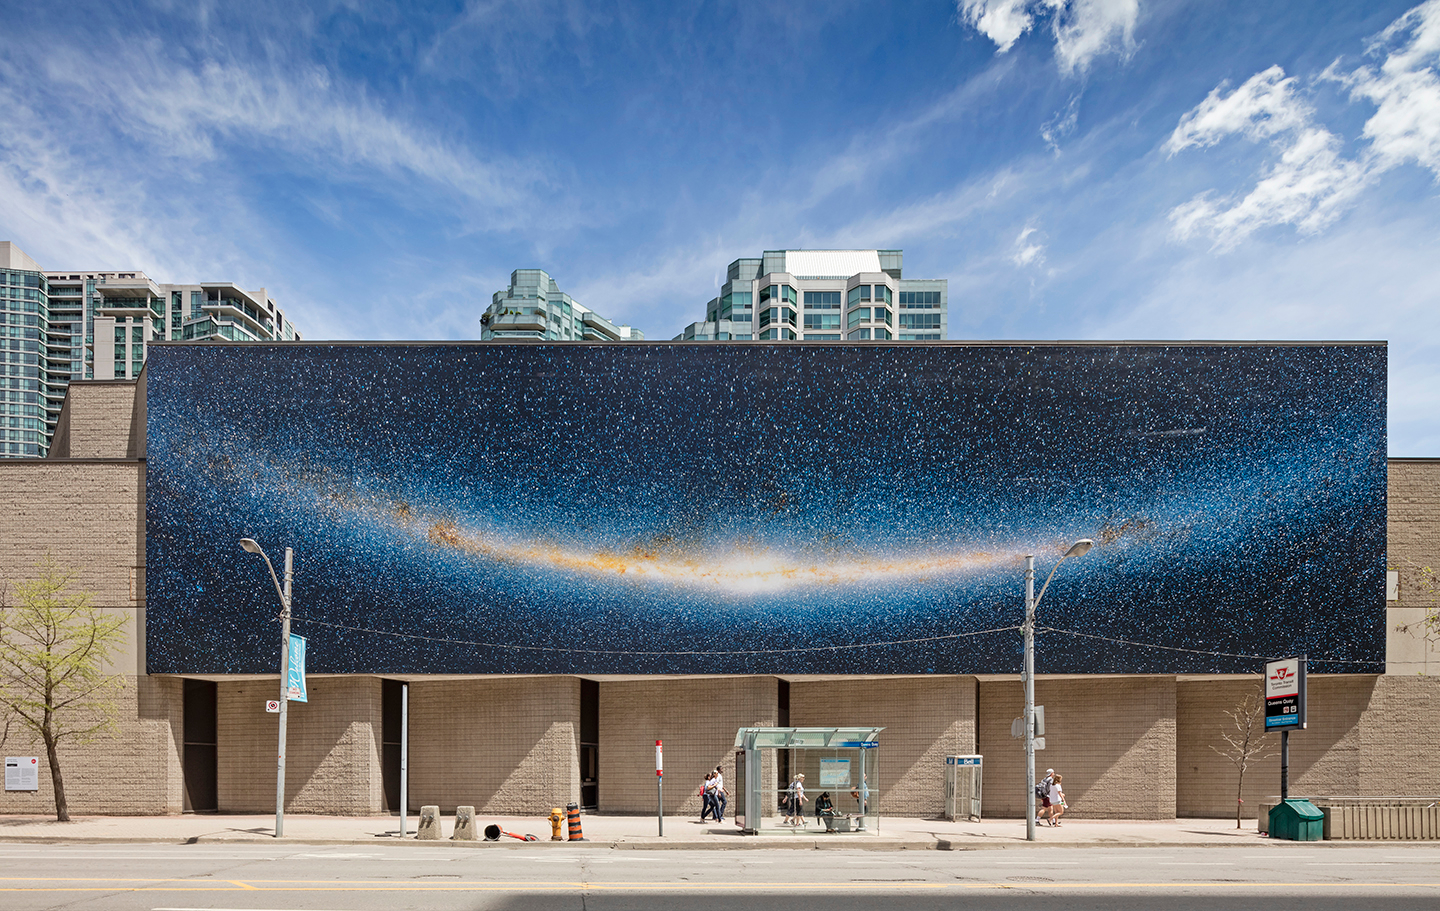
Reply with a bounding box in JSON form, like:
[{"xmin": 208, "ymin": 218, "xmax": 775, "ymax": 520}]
[
  {"xmin": 1235, "ymin": 765, "xmax": 1244, "ymax": 829},
  {"xmin": 42, "ymin": 723, "xmax": 68, "ymax": 823}
]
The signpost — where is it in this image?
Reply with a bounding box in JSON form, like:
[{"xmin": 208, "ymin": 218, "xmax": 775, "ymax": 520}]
[
  {"xmin": 655, "ymin": 740, "xmax": 663, "ymax": 836},
  {"xmin": 1265, "ymin": 656, "xmax": 1307, "ymax": 799}
]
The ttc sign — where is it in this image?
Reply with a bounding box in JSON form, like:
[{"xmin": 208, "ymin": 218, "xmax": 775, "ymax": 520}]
[{"xmin": 1264, "ymin": 656, "xmax": 1307, "ymax": 730}]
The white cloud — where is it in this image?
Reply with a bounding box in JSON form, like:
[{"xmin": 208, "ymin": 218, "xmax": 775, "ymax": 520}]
[
  {"xmin": 959, "ymin": 0, "xmax": 1038, "ymax": 53},
  {"xmin": 1168, "ymin": 125, "xmax": 1370, "ymax": 250},
  {"xmin": 1344, "ymin": 0, "xmax": 1440, "ymax": 175},
  {"xmin": 1041, "ymin": 94, "xmax": 1081, "ymax": 151},
  {"xmin": 1165, "ymin": 66, "xmax": 1310, "ymax": 154},
  {"xmin": 959, "ymin": 0, "xmax": 1139, "ymax": 73},
  {"xmin": 1011, "ymin": 226, "xmax": 1046, "ymax": 266},
  {"xmin": 34, "ymin": 50, "xmax": 539, "ymax": 215},
  {"xmin": 1167, "ymin": 2, "xmax": 1440, "ymax": 250}
]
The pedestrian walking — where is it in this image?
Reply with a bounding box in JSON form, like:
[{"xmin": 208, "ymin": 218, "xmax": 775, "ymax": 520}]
[
  {"xmin": 712, "ymin": 765, "xmax": 728, "ymax": 823},
  {"xmin": 699, "ymin": 771, "xmax": 715, "ymax": 821},
  {"xmin": 1036, "ymin": 768, "xmax": 1055, "ymax": 827},
  {"xmin": 784, "ymin": 773, "xmax": 806, "ymax": 826},
  {"xmin": 1047, "ymin": 774, "xmax": 1066, "ymax": 826}
]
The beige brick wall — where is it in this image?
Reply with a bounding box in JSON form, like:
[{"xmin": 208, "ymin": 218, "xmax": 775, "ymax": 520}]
[
  {"xmin": 1388, "ymin": 460, "xmax": 1440, "ymax": 675},
  {"xmin": 789, "ymin": 676, "xmax": 975, "ymax": 817},
  {"xmin": 1178, "ymin": 674, "xmax": 1440, "ymax": 817},
  {"xmin": 977, "ymin": 676, "xmax": 1176, "ymax": 819},
  {"xmin": 47, "ymin": 381, "xmax": 140, "ymax": 459},
  {"xmin": 598, "ymin": 676, "xmax": 776, "ymax": 815},
  {"xmin": 216, "ymin": 676, "xmax": 383, "ymax": 815},
  {"xmin": 1356, "ymin": 675, "xmax": 1440, "ymax": 791},
  {"xmin": 0, "ymin": 460, "xmax": 145, "ymax": 676},
  {"xmin": 407, "ymin": 676, "xmax": 579, "ymax": 816},
  {"xmin": 0, "ymin": 674, "xmax": 182, "ymax": 815}
]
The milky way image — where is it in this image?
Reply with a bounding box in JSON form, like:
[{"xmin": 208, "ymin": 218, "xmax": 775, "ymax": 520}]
[{"xmin": 144, "ymin": 342, "xmax": 1386, "ymax": 675}]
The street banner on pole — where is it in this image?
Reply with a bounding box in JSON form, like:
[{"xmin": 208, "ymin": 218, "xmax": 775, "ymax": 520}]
[{"xmin": 288, "ymin": 634, "xmax": 308, "ymax": 702}]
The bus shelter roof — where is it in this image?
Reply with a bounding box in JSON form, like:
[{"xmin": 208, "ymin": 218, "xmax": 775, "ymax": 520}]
[{"xmin": 734, "ymin": 727, "xmax": 884, "ymax": 749}]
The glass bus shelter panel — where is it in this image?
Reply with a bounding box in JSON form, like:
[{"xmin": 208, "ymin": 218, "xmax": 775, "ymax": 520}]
[{"xmin": 733, "ymin": 727, "xmax": 883, "ymax": 834}]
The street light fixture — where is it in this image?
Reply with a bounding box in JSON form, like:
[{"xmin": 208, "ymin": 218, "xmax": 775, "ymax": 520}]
[
  {"xmin": 239, "ymin": 538, "xmax": 294, "ymax": 838},
  {"xmin": 1024, "ymin": 538, "xmax": 1093, "ymax": 842}
]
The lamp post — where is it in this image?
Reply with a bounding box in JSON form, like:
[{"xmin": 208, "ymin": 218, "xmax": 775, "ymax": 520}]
[
  {"xmin": 1024, "ymin": 538, "xmax": 1093, "ymax": 842},
  {"xmin": 239, "ymin": 538, "xmax": 293, "ymax": 838}
]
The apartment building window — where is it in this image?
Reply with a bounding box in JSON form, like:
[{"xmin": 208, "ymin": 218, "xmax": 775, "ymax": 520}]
[
  {"xmin": 804, "ymin": 291, "xmax": 841, "ymax": 308},
  {"xmin": 875, "ymin": 285, "xmax": 892, "ymax": 303},
  {"xmin": 848, "ymin": 328, "xmax": 871, "ymax": 340},
  {"xmin": 900, "ymin": 313, "xmax": 942, "ymax": 330},
  {"xmin": 848, "ymin": 308, "xmax": 868, "ymax": 328},
  {"xmin": 899, "ymin": 291, "xmax": 942, "ymax": 307},
  {"xmin": 759, "ymin": 284, "xmax": 796, "ymax": 305},
  {"xmin": 804, "ymin": 313, "xmax": 840, "ymax": 330}
]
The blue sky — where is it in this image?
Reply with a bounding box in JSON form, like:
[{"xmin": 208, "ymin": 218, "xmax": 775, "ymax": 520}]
[{"xmin": 1, "ymin": 0, "xmax": 1437, "ymax": 454}]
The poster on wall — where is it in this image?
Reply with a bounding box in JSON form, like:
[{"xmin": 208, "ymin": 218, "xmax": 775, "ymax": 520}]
[
  {"xmin": 5, "ymin": 757, "xmax": 39, "ymax": 791},
  {"xmin": 144, "ymin": 342, "xmax": 1387, "ymax": 676}
]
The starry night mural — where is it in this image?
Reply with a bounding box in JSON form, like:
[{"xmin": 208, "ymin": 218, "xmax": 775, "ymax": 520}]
[{"xmin": 144, "ymin": 342, "xmax": 1386, "ymax": 675}]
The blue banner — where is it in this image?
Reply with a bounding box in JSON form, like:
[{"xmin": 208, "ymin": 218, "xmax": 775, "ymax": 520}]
[{"xmin": 287, "ymin": 634, "xmax": 307, "ymax": 702}]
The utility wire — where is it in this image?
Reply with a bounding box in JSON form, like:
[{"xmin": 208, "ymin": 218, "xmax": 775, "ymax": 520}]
[
  {"xmin": 1036, "ymin": 625, "xmax": 1381, "ymax": 666},
  {"xmin": 291, "ymin": 615, "xmax": 1022, "ymax": 657}
]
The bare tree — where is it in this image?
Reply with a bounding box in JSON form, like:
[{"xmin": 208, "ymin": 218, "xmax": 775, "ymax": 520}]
[
  {"xmin": 1211, "ymin": 686, "xmax": 1278, "ymax": 828},
  {"xmin": 0, "ymin": 556, "xmax": 126, "ymax": 822}
]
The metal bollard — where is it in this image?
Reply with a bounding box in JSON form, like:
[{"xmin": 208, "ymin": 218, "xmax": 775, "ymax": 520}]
[
  {"xmin": 566, "ymin": 802, "xmax": 586, "ymax": 841},
  {"xmin": 549, "ymin": 807, "xmax": 565, "ymax": 841},
  {"xmin": 416, "ymin": 805, "xmax": 440, "ymax": 840},
  {"xmin": 451, "ymin": 806, "xmax": 477, "ymax": 841}
]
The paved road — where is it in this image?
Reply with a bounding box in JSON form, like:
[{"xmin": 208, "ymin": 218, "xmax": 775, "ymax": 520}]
[{"xmin": 0, "ymin": 842, "xmax": 1436, "ymax": 910}]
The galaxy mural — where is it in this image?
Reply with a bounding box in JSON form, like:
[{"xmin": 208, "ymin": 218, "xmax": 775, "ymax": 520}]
[{"xmin": 144, "ymin": 342, "xmax": 1386, "ymax": 675}]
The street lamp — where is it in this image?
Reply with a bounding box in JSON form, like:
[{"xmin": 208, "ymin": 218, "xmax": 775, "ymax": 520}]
[
  {"xmin": 239, "ymin": 538, "xmax": 293, "ymax": 838},
  {"xmin": 1024, "ymin": 538, "xmax": 1093, "ymax": 842}
]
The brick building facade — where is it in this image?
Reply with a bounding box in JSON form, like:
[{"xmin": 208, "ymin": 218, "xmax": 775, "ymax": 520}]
[{"xmin": 2, "ymin": 378, "xmax": 1437, "ymax": 820}]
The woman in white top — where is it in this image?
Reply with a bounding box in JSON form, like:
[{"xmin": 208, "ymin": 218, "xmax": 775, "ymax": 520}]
[{"xmin": 1047, "ymin": 774, "xmax": 1065, "ymax": 826}]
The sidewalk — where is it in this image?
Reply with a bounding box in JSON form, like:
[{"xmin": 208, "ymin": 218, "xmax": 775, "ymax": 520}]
[{"xmin": 0, "ymin": 813, "xmax": 1301, "ymax": 849}]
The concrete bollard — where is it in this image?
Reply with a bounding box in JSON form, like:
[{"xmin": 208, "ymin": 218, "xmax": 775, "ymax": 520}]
[
  {"xmin": 451, "ymin": 806, "xmax": 477, "ymax": 841},
  {"xmin": 416, "ymin": 805, "xmax": 441, "ymax": 840}
]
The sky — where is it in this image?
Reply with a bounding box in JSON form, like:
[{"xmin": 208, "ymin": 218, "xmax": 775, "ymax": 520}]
[{"xmin": 0, "ymin": 0, "xmax": 1437, "ymax": 454}]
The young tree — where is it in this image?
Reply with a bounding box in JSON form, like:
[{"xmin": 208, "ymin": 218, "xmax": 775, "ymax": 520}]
[
  {"xmin": 1211, "ymin": 686, "xmax": 1277, "ymax": 828},
  {"xmin": 0, "ymin": 556, "xmax": 126, "ymax": 822}
]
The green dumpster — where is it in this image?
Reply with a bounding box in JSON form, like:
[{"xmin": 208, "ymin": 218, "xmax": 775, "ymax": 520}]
[{"xmin": 1269, "ymin": 798, "xmax": 1324, "ymax": 841}]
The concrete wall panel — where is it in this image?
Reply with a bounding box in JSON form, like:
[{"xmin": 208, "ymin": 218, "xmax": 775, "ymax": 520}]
[{"xmin": 406, "ymin": 676, "xmax": 578, "ymax": 815}]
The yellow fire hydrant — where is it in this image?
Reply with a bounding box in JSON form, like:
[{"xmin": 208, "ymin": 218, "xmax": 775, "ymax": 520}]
[{"xmin": 549, "ymin": 807, "xmax": 565, "ymax": 842}]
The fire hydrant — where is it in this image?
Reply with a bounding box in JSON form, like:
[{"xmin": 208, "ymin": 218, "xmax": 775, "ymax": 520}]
[{"xmin": 549, "ymin": 807, "xmax": 565, "ymax": 842}]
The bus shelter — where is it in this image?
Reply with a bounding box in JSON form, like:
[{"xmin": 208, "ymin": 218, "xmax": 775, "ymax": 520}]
[{"xmin": 733, "ymin": 727, "xmax": 883, "ymax": 835}]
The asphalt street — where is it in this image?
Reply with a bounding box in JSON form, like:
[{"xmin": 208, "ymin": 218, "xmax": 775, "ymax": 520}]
[{"xmin": 0, "ymin": 842, "xmax": 1436, "ymax": 910}]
